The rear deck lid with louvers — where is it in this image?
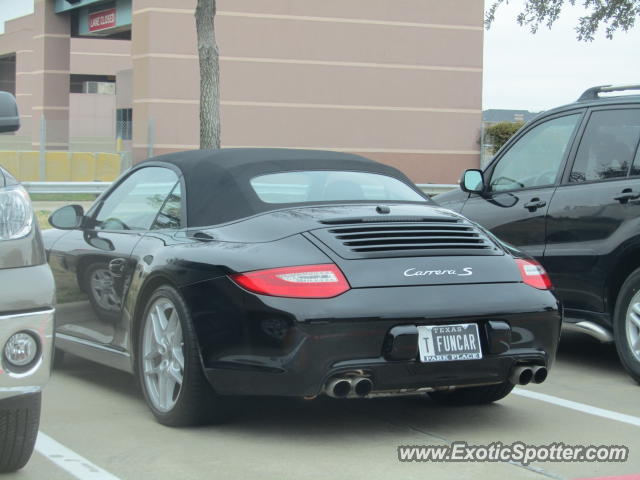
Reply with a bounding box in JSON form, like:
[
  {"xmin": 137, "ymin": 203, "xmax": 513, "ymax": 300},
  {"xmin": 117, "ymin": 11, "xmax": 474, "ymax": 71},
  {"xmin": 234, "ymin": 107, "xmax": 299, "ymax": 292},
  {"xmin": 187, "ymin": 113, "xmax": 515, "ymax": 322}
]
[
  {"xmin": 310, "ymin": 216, "xmax": 501, "ymax": 260},
  {"xmin": 306, "ymin": 214, "xmax": 523, "ymax": 288}
]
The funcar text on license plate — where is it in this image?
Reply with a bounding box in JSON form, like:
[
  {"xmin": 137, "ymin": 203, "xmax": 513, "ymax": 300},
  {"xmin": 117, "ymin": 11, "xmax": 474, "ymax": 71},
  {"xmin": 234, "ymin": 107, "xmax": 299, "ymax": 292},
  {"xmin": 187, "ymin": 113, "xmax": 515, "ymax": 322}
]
[{"xmin": 417, "ymin": 323, "xmax": 482, "ymax": 362}]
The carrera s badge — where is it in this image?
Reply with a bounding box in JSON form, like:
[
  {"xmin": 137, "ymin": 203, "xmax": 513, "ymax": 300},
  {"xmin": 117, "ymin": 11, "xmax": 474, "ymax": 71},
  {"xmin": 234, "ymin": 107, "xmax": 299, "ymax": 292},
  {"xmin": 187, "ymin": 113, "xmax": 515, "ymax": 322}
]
[{"xmin": 404, "ymin": 268, "xmax": 473, "ymax": 277}]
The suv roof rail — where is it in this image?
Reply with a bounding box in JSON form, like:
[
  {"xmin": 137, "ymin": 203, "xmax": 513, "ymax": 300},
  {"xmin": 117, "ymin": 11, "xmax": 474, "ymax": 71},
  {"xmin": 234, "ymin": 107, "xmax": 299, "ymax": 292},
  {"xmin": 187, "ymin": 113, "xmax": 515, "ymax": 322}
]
[{"xmin": 577, "ymin": 84, "xmax": 640, "ymax": 102}]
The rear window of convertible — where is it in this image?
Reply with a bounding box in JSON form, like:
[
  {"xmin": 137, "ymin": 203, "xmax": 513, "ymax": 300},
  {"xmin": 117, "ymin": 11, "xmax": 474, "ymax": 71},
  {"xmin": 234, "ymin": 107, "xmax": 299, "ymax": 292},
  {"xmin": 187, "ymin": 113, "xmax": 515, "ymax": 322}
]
[{"xmin": 250, "ymin": 171, "xmax": 425, "ymax": 204}]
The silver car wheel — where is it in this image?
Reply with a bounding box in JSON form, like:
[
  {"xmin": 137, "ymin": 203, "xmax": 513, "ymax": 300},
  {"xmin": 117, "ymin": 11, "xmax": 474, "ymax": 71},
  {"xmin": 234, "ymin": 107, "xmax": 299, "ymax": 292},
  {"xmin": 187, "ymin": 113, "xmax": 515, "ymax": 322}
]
[
  {"xmin": 89, "ymin": 268, "xmax": 119, "ymax": 311},
  {"xmin": 625, "ymin": 291, "xmax": 640, "ymax": 362},
  {"xmin": 142, "ymin": 297, "xmax": 185, "ymax": 413}
]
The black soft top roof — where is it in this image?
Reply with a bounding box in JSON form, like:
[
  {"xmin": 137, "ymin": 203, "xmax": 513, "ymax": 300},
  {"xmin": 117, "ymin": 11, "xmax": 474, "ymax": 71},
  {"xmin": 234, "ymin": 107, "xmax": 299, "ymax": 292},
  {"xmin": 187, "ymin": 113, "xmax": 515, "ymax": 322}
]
[{"xmin": 141, "ymin": 148, "xmax": 422, "ymax": 227}]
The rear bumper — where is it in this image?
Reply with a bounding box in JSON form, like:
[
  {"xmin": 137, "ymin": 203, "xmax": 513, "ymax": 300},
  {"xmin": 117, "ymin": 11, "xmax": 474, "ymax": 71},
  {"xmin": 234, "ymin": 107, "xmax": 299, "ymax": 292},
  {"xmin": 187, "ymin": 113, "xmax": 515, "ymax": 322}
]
[
  {"xmin": 205, "ymin": 352, "xmax": 549, "ymax": 398},
  {"xmin": 186, "ymin": 279, "xmax": 562, "ymax": 397},
  {"xmin": 0, "ymin": 308, "xmax": 55, "ymax": 402}
]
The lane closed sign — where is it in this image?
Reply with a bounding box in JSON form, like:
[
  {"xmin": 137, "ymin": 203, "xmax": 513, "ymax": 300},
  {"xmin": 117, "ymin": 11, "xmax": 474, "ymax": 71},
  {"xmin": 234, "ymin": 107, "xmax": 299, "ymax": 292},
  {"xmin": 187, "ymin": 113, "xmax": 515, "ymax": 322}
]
[{"xmin": 89, "ymin": 8, "xmax": 116, "ymax": 32}]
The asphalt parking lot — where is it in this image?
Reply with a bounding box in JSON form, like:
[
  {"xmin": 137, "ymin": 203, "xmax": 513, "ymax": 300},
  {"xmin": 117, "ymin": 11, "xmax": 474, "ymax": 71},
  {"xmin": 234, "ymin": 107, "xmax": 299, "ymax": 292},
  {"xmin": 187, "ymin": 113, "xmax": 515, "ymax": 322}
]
[{"xmin": 5, "ymin": 331, "xmax": 640, "ymax": 480}]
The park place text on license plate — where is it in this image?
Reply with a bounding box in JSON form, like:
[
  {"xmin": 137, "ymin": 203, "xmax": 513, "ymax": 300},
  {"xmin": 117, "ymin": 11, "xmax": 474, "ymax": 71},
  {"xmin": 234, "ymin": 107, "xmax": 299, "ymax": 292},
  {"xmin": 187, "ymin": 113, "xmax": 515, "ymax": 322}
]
[{"xmin": 417, "ymin": 323, "xmax": 482, "ymax": 362}]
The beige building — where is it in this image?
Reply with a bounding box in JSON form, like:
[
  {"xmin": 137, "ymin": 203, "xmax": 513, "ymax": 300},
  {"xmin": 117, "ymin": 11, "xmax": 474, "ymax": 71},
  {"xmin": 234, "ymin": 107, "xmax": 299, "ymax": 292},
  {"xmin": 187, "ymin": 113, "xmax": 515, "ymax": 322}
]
[{"xmin": 0, "ymin": 0, "xmax": 484, "ymax": 183}]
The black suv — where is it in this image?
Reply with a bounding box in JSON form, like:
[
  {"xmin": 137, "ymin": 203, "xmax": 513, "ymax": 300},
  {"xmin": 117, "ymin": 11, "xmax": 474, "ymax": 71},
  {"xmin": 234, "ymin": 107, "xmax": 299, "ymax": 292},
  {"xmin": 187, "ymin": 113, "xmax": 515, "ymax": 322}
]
[{"xmin": 435, "ymin": 84, "xmax": 640, "ymax": 383}]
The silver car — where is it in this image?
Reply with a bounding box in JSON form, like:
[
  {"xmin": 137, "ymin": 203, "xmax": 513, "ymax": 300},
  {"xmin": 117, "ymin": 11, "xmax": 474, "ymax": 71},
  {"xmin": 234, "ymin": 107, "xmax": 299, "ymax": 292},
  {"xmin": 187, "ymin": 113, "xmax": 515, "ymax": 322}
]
[{"xmin": 0, "ymin": 92, "xmax": 55, "ymax": 472}]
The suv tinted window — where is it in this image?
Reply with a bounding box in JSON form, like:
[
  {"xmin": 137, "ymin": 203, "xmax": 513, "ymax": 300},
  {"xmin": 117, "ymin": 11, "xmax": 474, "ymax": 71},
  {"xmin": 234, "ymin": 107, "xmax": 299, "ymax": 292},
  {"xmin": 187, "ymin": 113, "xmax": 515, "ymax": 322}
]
[
  {"xmin": 570, "ymin": 109, "xmax": 640, "ymax": 182},
  {"xmin": 489, "ymin": 114, "xmax": 581, "ymax": 192},
  {"xmin": 95, "ymin": 167, "xmax": 179, "ymax": 231}
]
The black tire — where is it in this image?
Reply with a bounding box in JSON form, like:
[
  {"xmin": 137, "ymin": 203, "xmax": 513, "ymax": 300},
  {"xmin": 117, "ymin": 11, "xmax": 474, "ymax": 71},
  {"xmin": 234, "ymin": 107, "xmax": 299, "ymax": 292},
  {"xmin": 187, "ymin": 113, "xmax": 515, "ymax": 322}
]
[
  {"xmin": 136, "ymin": 285, "xmax": 228, "ymax": 426},
  {"xmin": 428, "ymin": 381, "xmax": 515, "ymax": 406},
  {"xmin": 613, "ymin": 268, "xmax": 640, "ymax": 384},
  {"xmin": 0, "ymin": 392, "xmax": 41, "ymax": 473}
]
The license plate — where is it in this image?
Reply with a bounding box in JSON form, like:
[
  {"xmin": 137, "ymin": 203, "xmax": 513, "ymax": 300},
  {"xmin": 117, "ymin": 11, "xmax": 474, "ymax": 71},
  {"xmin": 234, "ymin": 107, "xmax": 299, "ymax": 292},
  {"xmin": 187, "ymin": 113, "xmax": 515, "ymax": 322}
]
[{"xmin": 417, "ymin": 323, "xmax": 482, "ymax": 362}]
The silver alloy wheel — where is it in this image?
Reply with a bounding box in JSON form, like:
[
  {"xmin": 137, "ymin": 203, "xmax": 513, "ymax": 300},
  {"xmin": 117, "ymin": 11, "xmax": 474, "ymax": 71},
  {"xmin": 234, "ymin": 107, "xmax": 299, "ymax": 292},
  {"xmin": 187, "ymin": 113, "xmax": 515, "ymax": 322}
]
[
  {"xmin": 625, "ymin": 291, "xmax": 640, "ymax": 362},
  {"xmin": 89, "ymin": 268, "xmax": 119, "ymax": 311},
  {"xmin": 142, "ymin": 297, "xmax": 185, "ymax": 413}
]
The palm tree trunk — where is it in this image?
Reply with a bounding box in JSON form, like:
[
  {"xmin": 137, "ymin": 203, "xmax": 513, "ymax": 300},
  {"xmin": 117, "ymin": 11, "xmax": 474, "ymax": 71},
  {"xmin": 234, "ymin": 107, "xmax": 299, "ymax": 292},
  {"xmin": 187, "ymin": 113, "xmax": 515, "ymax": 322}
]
[{"xmin": 195, "ymin": 0, "xmax": 220, "ymax": 149}]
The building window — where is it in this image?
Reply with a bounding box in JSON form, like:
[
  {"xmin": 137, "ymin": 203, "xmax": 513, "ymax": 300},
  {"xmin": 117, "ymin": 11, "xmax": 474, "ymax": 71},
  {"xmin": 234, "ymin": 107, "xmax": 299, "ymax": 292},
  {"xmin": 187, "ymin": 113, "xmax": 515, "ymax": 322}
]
[
  {"xmin": 70, "ymin": 74, "xmax": 116, "ymax": 93},
  {"xmin": 0, "ymin": 53, "xmax": 16, "ymax": 96},
  {"xmin": 116, "ymin": 108, "xmax": 132, "ymax": 140}
]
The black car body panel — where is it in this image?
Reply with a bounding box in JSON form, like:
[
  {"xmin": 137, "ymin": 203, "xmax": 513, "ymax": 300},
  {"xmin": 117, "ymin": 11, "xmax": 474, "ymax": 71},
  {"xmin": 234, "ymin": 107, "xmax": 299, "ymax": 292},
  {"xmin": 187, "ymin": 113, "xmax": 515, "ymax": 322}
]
[
  {"xmin": 189, "ymin": 279, "xmax": 559, "ymax": 396},
  {"xmin": 44, "ymin": 148, "xmax": 561, "ymax": 401}
]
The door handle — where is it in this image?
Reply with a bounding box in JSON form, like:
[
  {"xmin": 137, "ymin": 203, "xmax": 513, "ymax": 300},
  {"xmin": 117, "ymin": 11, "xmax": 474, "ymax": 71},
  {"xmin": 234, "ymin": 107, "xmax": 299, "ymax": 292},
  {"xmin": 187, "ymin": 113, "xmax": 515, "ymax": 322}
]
[
  {"xmin": 614, "ymin": 189, "xmax": 640, "ymax": 204},
  {"xmin": 108, "ymin": 258, "xmax": 126, "ymax": 277},
  {"xmin": 523, "ymin": 198, "xmax": 547, "ymax": 212}
]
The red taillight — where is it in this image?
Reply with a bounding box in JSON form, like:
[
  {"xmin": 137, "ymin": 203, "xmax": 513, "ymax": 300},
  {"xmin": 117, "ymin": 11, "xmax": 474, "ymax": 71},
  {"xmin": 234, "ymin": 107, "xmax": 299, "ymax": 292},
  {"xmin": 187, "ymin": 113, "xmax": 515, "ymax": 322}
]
[
  {"xmin": 230, "ymin": 264, "xmax": 351, "ymax": 298},
  {"xmin": 516, "ymin": 259, "xmax": 552, "ymax": 290}
]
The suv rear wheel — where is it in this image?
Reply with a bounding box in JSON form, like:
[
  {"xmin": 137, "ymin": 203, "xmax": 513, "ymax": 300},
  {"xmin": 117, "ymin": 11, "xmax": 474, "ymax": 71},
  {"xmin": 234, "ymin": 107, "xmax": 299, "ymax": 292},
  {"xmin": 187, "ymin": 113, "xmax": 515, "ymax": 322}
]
[{"xmin": 613, "ymin": 268, "xmax": 640, "ymax": 384}]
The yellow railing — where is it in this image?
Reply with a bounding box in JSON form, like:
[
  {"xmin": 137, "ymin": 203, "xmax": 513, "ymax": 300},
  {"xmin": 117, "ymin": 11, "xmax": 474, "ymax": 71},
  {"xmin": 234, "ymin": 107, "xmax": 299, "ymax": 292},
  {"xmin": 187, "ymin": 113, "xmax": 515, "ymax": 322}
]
[{"xmin": 0, "ymin": 151, "xmax": 121, "ymax": 182}]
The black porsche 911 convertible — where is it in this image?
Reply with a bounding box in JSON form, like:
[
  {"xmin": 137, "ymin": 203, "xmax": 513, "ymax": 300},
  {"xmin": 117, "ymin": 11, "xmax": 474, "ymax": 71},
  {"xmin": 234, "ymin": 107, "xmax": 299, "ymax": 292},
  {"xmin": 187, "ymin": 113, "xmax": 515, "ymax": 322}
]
[{"xmin": 44, "ymin": 149, "xmax": 561, "ymax": 426}]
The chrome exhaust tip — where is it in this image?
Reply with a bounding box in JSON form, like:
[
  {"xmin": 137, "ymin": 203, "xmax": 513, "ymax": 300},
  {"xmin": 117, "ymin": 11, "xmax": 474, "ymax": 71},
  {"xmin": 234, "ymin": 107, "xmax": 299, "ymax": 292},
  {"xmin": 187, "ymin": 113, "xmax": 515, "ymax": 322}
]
[
  {"xmin": 325, "ymin": 378, "xmax": 351, "ymax": 398},
  {"xmin": 532, "ymin": 366, "xmax": 548, "ymax": 384},
  {"xmin": 352, "ymin": 377, "xmax": 373, "ymax": 397},
  {"xmin": 509, "ymin": 366, "xmax": 533, "ymax": 385}
]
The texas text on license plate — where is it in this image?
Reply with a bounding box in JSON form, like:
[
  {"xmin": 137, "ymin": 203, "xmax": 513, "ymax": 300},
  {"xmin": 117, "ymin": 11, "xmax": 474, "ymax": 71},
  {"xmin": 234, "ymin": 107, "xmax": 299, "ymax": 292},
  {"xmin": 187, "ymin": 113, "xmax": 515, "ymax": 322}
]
[{"xmin": 417, "ymin": 323, "xmax": 482, "ymax": 362}]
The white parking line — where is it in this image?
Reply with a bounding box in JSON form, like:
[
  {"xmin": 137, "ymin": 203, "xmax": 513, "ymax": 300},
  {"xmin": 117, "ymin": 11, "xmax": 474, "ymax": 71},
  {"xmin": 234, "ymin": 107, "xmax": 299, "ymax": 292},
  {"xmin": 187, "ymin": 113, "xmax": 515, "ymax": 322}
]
[
  {"xmin": 35, "ymin": 432, "xmax": 121, "ymax": 480},
  {"xmin": 514, "ymin": 388, "xmax": 640, "ymax": 428}
]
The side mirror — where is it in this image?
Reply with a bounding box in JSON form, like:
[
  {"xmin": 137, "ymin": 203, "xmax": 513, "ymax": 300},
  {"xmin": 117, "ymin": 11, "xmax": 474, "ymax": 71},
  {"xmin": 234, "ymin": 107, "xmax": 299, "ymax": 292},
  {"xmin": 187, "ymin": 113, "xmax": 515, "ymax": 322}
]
[
  {"xmin": 49, "ymin": 205, "xmax": 85, "ymax": 230},
  {"xmin": 460, "ymin": 169, "xmax": 485, "ymax": 194},
  {"xmin": 0, "ymin": 91, "xmax": 20, "ymax": 133}
]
